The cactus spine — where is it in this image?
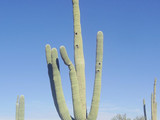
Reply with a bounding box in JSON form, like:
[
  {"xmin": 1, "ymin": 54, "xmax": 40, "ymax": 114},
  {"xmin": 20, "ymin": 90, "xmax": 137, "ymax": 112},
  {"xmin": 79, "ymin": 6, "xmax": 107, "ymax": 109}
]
[
  {"xmin": 45, "ymin": 0, "xmax": 103, "ymax": 119},
  {"xmin": 16, "ymin": 95, "xmax": 25, "ymax": 120},
  {"xmin": 151, "ymin": 79, "xmax": 157, "ymax": 120}
]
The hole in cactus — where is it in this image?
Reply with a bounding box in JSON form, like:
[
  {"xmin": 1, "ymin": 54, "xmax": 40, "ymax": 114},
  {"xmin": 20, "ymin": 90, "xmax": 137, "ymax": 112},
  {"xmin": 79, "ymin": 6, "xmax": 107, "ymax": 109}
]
[
  {"xmin": 97, "ymin": 70, "xmax": 100, "ymax": 72},
  {"xmin": 76, "ymin": 45, "xmax": 79, "ymax": 48},
  {"xmin": 99, "ymin": 63, "xmax": 101, "ymax": 65},
  {"xmin": 75, "ymin": 32, "xmax": 78, "ymax": 35}
]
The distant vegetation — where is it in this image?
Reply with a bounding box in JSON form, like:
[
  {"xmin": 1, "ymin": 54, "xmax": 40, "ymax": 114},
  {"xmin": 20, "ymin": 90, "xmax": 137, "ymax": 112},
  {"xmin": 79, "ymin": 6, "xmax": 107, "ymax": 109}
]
[{"xmin": 111, "ymin": 114, "xmax": 144, "ymax": 120}]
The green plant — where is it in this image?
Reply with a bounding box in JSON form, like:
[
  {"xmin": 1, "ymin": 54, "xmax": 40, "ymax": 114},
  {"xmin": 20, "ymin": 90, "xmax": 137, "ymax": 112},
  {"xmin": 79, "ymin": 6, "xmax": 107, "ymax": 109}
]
[
  {"xmin": 143, "ymin": 79, "xmax": 157, "ymax": 120},
  {"xmin": 16, "ymin": 95, "xmax": 25, "ymax": 120},
  {"xmin": 111, "ymin": 114, "xmax": 131, "ymax": 120},
  {"xmin": 111, "ymin": 114, "xmax": 145, "ymax": 120},
  {"xmin": 45, "ymin": 0, "xmax": 103, "ymax": 120},
  {"xmin": 143, "ymin": 99, "xmax": 147, "ymax": 120},
  {"xmin": 151, "ymin": 79, "xmax": 157, "ymax": 120}
]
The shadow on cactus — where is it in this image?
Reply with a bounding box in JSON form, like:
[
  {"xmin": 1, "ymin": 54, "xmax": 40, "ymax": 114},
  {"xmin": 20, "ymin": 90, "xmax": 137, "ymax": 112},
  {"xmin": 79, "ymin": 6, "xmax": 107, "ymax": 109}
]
[{"xmin": 45, "ymin": 0, "xmax": 103, "ymax": 120}]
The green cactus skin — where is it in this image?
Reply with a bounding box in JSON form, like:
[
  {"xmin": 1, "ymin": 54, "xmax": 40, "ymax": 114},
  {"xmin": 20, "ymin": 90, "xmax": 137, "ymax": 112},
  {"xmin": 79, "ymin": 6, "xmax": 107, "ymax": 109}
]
[
  {"xmin": 87, "ymin": 31, "xmax": 103, "ymax": 120},
  {"xmin": 16, "ymin": 95, "xmax": 25, "ymax": 120},
  {"xmin": 16, "ymin": 96, "xmax": 19, "ymax": 120},
  {"xmin": 46, "ymin": 46, "xmax": 72, "ymax": 120},
  {"xmin": 73, "ymin": 0, "xmax": 86, "ymax": 118},
  {"xmin": 143, "ymin": 99, "xmax": 147, "ymax": 120},
  {"xmin": 60, "ymin": 46, "xmax": 84, "ymax": 120},
  {"xmin": 143, "ymin": 79, "xmax": 158, "ymax": 120},
  {"xmin": 45, "ymin": 0, "xmax": 103, "ymax": 120},
  {"xmin": 151, "ymin": 79, "xmax": 157, "ymax": 120}
]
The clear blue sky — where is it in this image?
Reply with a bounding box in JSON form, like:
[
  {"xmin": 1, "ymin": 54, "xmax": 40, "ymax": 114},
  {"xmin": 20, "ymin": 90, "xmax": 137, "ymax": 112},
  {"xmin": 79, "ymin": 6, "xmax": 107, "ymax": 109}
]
[{"xmin": 0, "ymin": 0, "xmax": 160, "ymax": 120}]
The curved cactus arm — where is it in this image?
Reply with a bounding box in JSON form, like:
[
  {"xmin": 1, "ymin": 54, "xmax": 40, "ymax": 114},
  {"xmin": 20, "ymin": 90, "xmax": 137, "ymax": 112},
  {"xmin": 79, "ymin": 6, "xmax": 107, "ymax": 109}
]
[
  {"xmin": 72, "ymin": 0, "xmax": 86, "ymax": 117},
  {"xmin": 46, "ymin": 44, "xmax": 72, "ymax": 120},
  {"xmin": 18, "ymin": 95, "xmax": 25, "ymax": 120},
  {"xmin": 87, "ymin": 31, "xmax": 103, "ymax": 120},
  {"xmin": 16, "ymin": 95, "xmax": 19, "ymax": 120},
  {"xmin": 60, "ymin": 46, "xmax": 85, "ymax": 120}
]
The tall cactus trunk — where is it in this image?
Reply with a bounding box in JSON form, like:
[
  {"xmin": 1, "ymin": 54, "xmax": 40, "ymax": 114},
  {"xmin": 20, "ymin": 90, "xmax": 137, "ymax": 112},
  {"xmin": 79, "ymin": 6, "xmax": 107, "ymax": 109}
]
[
  {"xmin": 45, "ymin": 0, "xmax": 103, "ymax": 120},
  {"xmin": 16, "ymin": 95, "xmax": 25, "ymax": 120},
  {"xmin": 143, "ymin": 99, "xmax": 147, "ymax": 120},
  {"xmin": 72, "ymin": 0, "xmax": 86, "ymax": 118},
  {"xmin": 151, "ymin": 79, "xmax": 157, "ymax": 120}
]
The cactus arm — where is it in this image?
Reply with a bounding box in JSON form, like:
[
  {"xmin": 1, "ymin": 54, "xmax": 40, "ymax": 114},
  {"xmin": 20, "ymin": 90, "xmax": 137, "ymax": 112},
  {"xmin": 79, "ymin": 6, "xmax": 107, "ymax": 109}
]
[
  {"xmin": 46, "ymin": 45, "xmax": 72, "ymax": 120},
  {"xmin": 18, "ymin": 95, "xmax": 25, "ymax": 120},
  {"xmin": 151, "ymin": 93, "xmax": 153, "ymax": 120},
  {"xmin": 72, "ymin": 0, "xmax": 86, "ymax": 117},
  {"xmin": 143, "ymin": 99, "xmax": 147, "ymax": 120},
  {"xmin": 151, "ymin": 78, "xmax": 157, "ymax": 120},
  {"xmin": 50, "ymin": 46, "xmax": 72, "ymax": 120},
  {"xmin": 155, "ymin": 102, "xmax": 157, "ymax": 120},
  {"xmin": 45, "ymin": 44, "xmax": 52, "ymax": 64},
  {"xmin": 16, "ymin": 96, "xmax": 19, "ymax": 120},
  {"xmin": 45, "ymin": 44, "xmax": 60, "ymax": 114},
  {"xmin": 153, "ymin": 78, "xmax": 157, "ymax": 103},
  {"xmin": 87, "ymin": 31, "xmax": 103, "ymax": 120},
  {"xmin": 60, "ymin": 46, "xmax": 84, "ymax": 120},
  {"xmin": 153, "ymin": 79, "xmax": 157, "ymax": 120},
  {"xmin": 152, "ymin": 78, "xmax": 157, "ymax": 120}
]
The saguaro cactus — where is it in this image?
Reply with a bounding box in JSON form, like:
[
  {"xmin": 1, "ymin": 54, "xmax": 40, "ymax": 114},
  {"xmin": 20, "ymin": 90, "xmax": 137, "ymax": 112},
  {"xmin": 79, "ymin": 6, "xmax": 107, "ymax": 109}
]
[
  {"xmin": 151, "ymin": 79, "xmax": 157, "ymax": 120},
  {"xmin": 45, "ymin": 0, "xmax": 103, "ymax": 120},
  {"xmin": 143, "ymin": 79, "xmax": 158, "ymax": 120},
  {"xmin": 16, "ymin": 95, "xmax": 25, "ymax": 120},
  {"xmin": 143, "ymin": 99, "xmax": 147, "ymax": 120}
]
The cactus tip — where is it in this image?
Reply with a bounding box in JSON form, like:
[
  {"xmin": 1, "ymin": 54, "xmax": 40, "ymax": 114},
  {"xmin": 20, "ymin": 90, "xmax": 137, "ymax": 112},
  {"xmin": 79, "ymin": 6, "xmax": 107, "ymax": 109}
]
[
  {"xmin": 143, "ymin": 99, "xmax": 145, "ymax": 105},
  {"xmin": 17, "ymin": 95, "xmax": 19, "ymax": 103},
  {"xmin": 154, "ymin": 78, "xmax": 157, "ymax": 83},
  {"xmin": 20, "ymin": 95, "xmax": 25, "ymax": 99},
  {"xmin": 45, "ymin": 44, "xmax": 51, "ymax": 48},
  {"xmin": 60, "ymin": 45, "xmax": 65, "ymax": 50},
  {"xmin": 97, "ymin": 31, "xmax": 103, "ymax": 35},
  {"xmin": 51, "ymin": 48, "xmax": 57, "ymax": 52}
]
